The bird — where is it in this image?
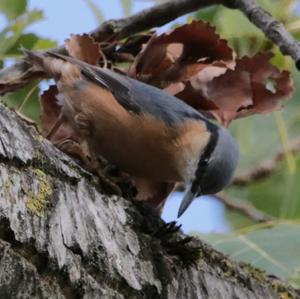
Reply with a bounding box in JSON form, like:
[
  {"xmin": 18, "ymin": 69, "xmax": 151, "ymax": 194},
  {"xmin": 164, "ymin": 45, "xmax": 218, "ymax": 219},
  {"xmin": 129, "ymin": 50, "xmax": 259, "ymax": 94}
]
[{"xmin": 26, "ymin": 50, "xmax": 239, "ymax": 218}]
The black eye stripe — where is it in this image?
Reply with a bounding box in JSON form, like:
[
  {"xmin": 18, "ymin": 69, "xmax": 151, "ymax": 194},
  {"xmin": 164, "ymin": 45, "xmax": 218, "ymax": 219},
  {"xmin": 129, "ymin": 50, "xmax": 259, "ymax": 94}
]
[
  {"xmin": 200, "ymin": 125, "xmax": 218, "ymax": 163},
  {"xmin": 191, "ymin": 124, "xmax": 219, "ymax": 194},
  {"xmin": 197, "ymin": 127, "xmax": 218, "ymax": 171},
  {"xmin": 199, "ymin": 159, "xmax": 209, "ymax": 167}
]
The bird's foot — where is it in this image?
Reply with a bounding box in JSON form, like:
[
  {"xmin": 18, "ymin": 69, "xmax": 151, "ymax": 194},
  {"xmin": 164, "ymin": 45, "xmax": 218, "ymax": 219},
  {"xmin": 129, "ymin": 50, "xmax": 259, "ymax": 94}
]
[
  {"xmin": 153, "ymin": 221, "xmax": 201, "ymax": 267},
  {"xmin": 95, "ymin": 168, "xmax": 123, "ymax": 196},
  {"xmin": 95, "ymin": 162, "xmax": 136, "ymax": 198}
]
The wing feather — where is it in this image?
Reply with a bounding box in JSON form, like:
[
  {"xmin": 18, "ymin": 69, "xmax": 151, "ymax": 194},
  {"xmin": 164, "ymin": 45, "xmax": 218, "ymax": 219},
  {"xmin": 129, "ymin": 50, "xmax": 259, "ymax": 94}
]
[{"xmin": 47, "ymin": 51, "xmax": 206, "ymax": 126}]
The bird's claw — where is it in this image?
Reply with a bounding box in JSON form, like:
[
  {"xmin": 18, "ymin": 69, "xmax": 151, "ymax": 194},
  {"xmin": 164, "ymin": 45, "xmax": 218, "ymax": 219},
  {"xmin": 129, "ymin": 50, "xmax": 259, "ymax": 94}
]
[{"xmin": 153, "ymin": 221, "xmax": 201, "ymax": 267}]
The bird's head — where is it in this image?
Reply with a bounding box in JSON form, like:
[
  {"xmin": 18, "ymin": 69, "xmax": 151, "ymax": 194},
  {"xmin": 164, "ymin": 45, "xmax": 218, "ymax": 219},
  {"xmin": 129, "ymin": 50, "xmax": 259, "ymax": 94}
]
[{"xmin": 178, "ymin": 125, "xmax": 239, "ymax": 217}]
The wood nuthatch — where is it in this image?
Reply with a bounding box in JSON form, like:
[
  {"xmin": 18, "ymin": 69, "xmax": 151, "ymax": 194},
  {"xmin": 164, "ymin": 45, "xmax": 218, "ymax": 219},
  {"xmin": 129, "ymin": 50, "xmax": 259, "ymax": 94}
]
[{"xmin": 27, "ymin": 51, "xmax": 239, "ymax": 217}]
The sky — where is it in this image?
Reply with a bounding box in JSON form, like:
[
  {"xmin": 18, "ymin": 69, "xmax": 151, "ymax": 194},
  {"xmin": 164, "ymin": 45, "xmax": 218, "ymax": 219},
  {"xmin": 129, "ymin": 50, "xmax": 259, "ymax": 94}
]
[
  {"xmin": 26, "ymin": 0, "xmax": 153, "ymax": 43},
  {"xmin": 3, "ymin": 0, "xmax": 231, "ymax": 233}
]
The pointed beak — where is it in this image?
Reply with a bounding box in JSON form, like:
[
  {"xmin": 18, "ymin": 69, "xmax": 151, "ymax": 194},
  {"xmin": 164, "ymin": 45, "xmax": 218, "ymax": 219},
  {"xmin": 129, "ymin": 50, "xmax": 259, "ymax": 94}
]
[{"xmin": 177, "ymin": 185, "xmax": 200, "ymax": 218}]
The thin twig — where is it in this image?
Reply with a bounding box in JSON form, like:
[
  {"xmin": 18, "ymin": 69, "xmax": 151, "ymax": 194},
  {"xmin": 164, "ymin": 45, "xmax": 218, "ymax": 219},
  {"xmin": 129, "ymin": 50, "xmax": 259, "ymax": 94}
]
[
  {"xmin": 233, "ymin": 137, "xmax": 300, "ymax": 186},
  {"xmin": 17, "ymin": 82, "xmax": 39, "ymax": 112},
  {"xmin": 91, "ymin": 0, "xmax": 218, "ymax": 41},
  {"xmin": 174, "ymin": 183, "xmax": 273, "ymax": 222},
  {"xmin": 224, "ymin": 0, "xmax": 300, "ymax": 69},
  {"xmin": 216, "ymin": 194, "xmax": 273, "ymax": 223}
]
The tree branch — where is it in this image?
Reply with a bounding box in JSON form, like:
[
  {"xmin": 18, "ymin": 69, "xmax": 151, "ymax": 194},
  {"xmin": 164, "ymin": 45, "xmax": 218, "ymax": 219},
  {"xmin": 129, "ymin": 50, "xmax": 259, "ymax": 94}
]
[
  {"xmin": 91, "ymin": 0, "xmax": 219, "ymax": 40},
  {"xmin": 225, "ymin": 0, "xmax": 300, "ymax": 70},
  {"xmin": 1, "ymin": 0, "xmax": 300, "ymax": 95},
  {"xmin": 233, "ymin": 136, "xmax": 300, "ymax": 186},
  {"xmin": 216, "ymin": 194, "xmax": 273, "ymax": 223},
  {"xmin": 0, "ymin": 0, "xmax": 218, "ymax": 95}
]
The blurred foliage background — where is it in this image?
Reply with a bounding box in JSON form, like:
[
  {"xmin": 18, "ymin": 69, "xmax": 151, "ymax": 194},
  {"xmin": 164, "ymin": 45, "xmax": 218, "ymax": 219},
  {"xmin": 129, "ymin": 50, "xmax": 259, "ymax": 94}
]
[
  {"xmin": 195, "ymin": 0, "xmax": 300, "ymax": 287},
  {"xmin": 1, "ymin": 0, "xmax": 300, "ymax": 287}
]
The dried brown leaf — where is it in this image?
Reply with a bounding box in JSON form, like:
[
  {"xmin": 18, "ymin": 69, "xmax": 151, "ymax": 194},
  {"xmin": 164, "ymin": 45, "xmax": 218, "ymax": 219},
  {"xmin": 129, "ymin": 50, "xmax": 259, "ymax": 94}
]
[
  {"xmin": 130, "ymin": 20, "xmax": 235, "ymax": 87},
  {"xmin": 65, "ymin": 34, "xmax": 102, "ymax": 65},
  {"xmin": 236, "ymin": 54, "xmax": 294, "ymax": 116},
  {"xmin": 175, "ymin": 81, "xmax": 219, "ymax": 112},
  {"xmin": 174, "ymin": 53, "xmax": 293, "ymax": 126},
  {"xmin": 205, "ymin": 69, "xmax": 253, "ymax": 126},
  {"xmin": 40, "ymin": 85, "xmax": 78, "ymax": 144}
]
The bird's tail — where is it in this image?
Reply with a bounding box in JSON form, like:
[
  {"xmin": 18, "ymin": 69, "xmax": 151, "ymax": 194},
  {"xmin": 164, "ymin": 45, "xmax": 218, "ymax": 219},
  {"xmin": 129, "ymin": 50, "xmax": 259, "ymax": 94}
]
[
  {"xmin": 23, "ymin": 49, "xmax": 48, "ymax": 72},
  {"xmin": 23, "ymin": 49, "xmax": 80, "ymax": 80}
]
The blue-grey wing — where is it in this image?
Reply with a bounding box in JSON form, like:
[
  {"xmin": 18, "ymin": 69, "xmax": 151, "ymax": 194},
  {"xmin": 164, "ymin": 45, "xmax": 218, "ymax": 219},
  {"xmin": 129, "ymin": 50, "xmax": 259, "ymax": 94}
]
[
  {"xmin": 47, "ymin": 51, "xmax": 205, "ymax": 125},
  {"xmin": 82, "ymin": 66, "xmax": 204, "ymax": 126}
]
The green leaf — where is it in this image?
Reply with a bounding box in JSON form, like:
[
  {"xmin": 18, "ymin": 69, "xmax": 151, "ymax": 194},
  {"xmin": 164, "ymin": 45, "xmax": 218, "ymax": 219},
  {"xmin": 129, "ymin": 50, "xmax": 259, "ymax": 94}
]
[
  {"xmin": 228, "ymin": 71, "xmax": 300, "ymax": 222},
  {"xmin": 213, "ymin": 8, "xmax": 264, "ymax": 56},
  {"xmin": 225, "ymin": 210, "xmax": 256, "ymax": 230},
  {"xmin": 6, "ymin": 33, "xmax": 39, "ymax": 55},
  {"xmin": 0, "ymin": 33, "xmax": 23, "ymax": 56},
  {"xmin": 0, "ymin": 0, "xmax": 27, "ymax": 20},
  {"xmin": 3, "ymin": 33, "xmax": 56, "ymax": 59},
  {"xmin": 83, "ymin": 0, "xmax": 104, "ymax": 23},
  {"xmin": 194, "ymin": 6, "xmax": 219, "ymax": 23},
  {"xmin": 229, "ymin": 154, "xmax": 300, "ymax": 219},
  {"xmin": 32, "ymin": 38, "xmax": 57, "ymax": 50},
  {"xmin": 2, "ymin": 81, "xmax": 40, "ymax": 123},
  {"xmin": 120, "ymin": 0, "xmax": 132, "ymax": 17},
  {"xmin": 20, "ymin": 9, "xmax": 44, "ymax": 27},
  {"xmin": 199, "ymin": 222, "xmax": 300, "ymax": 282},
  {"xmin": 0, "ymin": 9, "xmax": 44, "ymax": 56},
  {"xmin": 271, "ymin": 46, "xmax": 293, "ymax": 70}
]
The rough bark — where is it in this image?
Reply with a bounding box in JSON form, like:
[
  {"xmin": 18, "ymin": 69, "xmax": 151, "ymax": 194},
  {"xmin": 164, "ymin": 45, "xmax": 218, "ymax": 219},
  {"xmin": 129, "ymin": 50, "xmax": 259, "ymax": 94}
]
[{"xmin": 0, "ymin": 106, "xmax": 299, "ymax": 299}]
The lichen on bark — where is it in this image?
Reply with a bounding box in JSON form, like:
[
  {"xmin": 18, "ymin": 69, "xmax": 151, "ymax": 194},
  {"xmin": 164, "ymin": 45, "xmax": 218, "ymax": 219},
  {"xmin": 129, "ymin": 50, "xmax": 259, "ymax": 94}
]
[{"xmin": 25, "ymin": 169, "xmax": 53, "ymax": 217}]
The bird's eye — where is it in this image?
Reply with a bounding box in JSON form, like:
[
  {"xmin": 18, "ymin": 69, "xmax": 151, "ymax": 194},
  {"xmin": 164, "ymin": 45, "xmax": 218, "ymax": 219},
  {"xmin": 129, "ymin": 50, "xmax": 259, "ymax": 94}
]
[{"xmin": 200, "ymin": 158, "xmax": 209, "ymax": 167}]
